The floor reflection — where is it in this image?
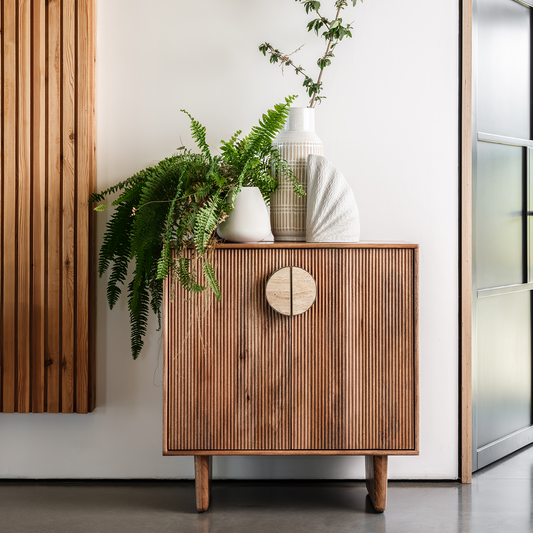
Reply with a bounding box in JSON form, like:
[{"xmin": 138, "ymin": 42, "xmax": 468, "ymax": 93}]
[
  {"xmin": 1, "ymin": 445, "xmax": 533, "ymax": 533},
  {"xmin": 458, "ymin": 443, "xmax": 533, "ymax": 533}
]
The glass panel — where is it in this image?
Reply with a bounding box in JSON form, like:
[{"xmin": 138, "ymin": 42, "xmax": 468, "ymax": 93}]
[
  {"xmin": 477, "ymin": 291, "xmax": 532, "ymax": 448},
  {"xmin": 476, "ymin": 141, "xmax": 524, "ymax": 289},
  {"xmin": 477, "ymin": 0, "xmax": 531, "ymax": 139}
]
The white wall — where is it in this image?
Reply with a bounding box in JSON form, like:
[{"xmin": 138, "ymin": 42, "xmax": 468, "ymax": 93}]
[{"xmin": 0, "ymin": 0, "xmax": 459, "ymax": 480}]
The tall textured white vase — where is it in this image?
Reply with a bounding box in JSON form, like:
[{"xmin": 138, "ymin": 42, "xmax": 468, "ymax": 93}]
[{"xmin": 271, "ymin": 107, "xmax": 323, "ymax": 241}]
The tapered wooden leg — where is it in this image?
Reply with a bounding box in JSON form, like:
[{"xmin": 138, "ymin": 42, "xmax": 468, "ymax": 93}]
[
  {"xmin": 194, "ymin": 455, "xmax": 212, "ymax": 512},
  {"xmin": 365, "ymin": 455, "xmax": 388, "ymax": 512}
]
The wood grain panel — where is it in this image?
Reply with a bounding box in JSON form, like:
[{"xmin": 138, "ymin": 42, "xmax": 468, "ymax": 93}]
[
  {"xmin": 166, "ymin": 248, "xmax": 292, "ymax": 451},
  {"xmin": 2, "ymin": 0, "xmax": 17, "ymax": 413},
  {"xmin": 215, "ymin": 242, "xmax": 417, "ymax": 250},
  {"xmin": 351, "ymin": 248, "xmax": 415, "ymax": 450},
  {"xmin": 291, "ymin": 248, "xmax": 345, "ymax": 450},
  {"xmin": 61, "ymin": 0, "xmax": 76, "ymax": 413},
  {"xmin": 0, "ymin": 0, "xmax": 3, "ymax": 412},
  {"xmin": 0, "ymin": 0, "xmax": 96, "ymax": 413},
  {"xmin": 165, "ymin": 244, "xmax": 418, "ymax": 453},
  {"xmin": 240, "ymin": 249, "xmax": 292, "ymax": 450},
  {"xmin": 291, "ymin": 248, "xmax": 416, "ymax": 450},
  {"xmin": 46, "ymin": 0, "xmax": 63, "ymax": 413},
  {"xmin": 76, "ymin": 0, "xmax": 96, "ymax": 414},
  {"xmin": 17, "ymin": 0, "xmax": 32, "ymax": 413},
  {"xmin": 31, "ymin": 0, "xmax": 47, "ymax": 413}
]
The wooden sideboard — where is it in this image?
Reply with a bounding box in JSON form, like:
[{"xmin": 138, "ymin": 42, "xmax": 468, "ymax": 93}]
[{"xmin": 164, "ymin": 242, "xmax": 419, "ymax": 512}]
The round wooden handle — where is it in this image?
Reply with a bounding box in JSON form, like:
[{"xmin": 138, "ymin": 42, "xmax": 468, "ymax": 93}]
[{"xmin": 266, "ymin": 267, "xmax": 316, "ymax": 316}]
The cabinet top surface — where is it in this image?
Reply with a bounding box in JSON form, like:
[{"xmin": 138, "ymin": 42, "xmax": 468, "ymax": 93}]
[{"xmin": 214, "ymin": 241, "xmax": 418, "ymax": 250}]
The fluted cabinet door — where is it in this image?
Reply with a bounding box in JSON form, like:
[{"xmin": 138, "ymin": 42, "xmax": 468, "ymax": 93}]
[
  {"xmin": 291, "ymin": 248, "xmax": 416, "ymax": 451},
  {"xmin": 0, "ymin": 0, "xmax": 96, "ymax": 413},
  {"xmin": 166, "ymin": 248, "xmax": 292, "ymax": 451}
]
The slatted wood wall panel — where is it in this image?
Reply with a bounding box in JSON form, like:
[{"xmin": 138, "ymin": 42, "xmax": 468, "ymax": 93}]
[
  {"xmin": 165, "ymin": 245, "xmax": 418, "ymax": 453},
  {"xmin": 0, "ymin": 0, "xmax": 96, "ymax": 413}
]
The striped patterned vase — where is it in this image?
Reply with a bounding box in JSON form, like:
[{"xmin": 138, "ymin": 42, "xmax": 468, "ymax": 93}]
[{"xmin": 271, "ymin": 107, "xmax": 323, "ymax": 241}]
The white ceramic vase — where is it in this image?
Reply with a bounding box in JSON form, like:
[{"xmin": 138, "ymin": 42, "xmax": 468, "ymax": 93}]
[
  {"xmin": 217, "ymin": 187, "xmax": 272, "ymax": 243},
  {"xmin": 270, "ymin": 107, "xmax": 323, "ymax": 241}
]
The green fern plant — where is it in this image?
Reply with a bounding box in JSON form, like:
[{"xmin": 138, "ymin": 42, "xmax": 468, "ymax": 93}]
[{"xmin": 91, "ymin": 96, "xmax": 301, "ymax": 359}]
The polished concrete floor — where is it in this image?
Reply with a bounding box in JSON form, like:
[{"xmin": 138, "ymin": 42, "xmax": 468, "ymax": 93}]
[{"xmin": 1, "ymin": 445, "xmax": 532, "ymax": 533}]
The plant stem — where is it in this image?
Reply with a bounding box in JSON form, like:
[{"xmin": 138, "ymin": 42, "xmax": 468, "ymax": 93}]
[
  {"xmin": 314, "ymin": 8, "xmax": 330, "ymax": 29},
  {"xmin": 309, "ymin": 6, "xmax": 342, "ymax": 108}
]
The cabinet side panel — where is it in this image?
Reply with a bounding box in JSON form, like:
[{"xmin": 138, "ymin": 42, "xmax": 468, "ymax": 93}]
[{"xmin": 292, "ymin": 248, "xmax": 416, "ymax": 450}]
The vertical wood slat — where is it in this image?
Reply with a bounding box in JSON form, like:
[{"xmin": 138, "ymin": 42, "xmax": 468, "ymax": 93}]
[
  {"xmin": 75, "ymin": 0, "xmax": 94, "ymax": 414},
  {"xmin": 87, "ymin": 0, "xmax": 97, "ymax": 412},
  {"xmin": 61, "ymin": 0, "xmax": 76, "ymax": 413},
  {"xmin": 32, "ymin": 0, "xmax": 47, "ymax": 413},
  {"xmin": 2, "ymin": 0, "xmax": 17, "ymax": 414},
  {"xmin": 46, "ymin": 0, "xmax": 62, "ymax": 413},
  {"xmin": 0, "ymin": 0, "xmax": 95, "ymax": 413},
  {"xmin": 17, "ymin": 0, "xmax": 32, "ymax": 413},
  {"xmin": 0, "ymin": 0, "xmax": 3, "ymax": 413}
]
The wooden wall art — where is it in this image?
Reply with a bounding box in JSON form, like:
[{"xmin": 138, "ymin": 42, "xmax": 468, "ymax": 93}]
[{"xmin": 0, "ymin": 0, "xmax": 96, "ymax": 413}]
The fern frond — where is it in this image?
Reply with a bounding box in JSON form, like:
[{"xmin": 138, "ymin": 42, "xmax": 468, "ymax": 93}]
[
  {"xmin": 107, "ymin": 254, "xmax": 130, "ymax": 309},
  {"xmin": 128, "ymin": 276, "xmax": 150, "ymax": 360},
  {"xmin": 156, "ymin": 186, "xmax": 183, "ymax": 282},
  {"xmin": 194, "ymin": 192, "xmax": 220, "ymax": 257},
  {"xmin": 131, "ymin": 158, "xmax": 182, "ymax": 286},
  {"xmin": 98, "ymin": 203, "xmax": 136, "ymax": 278},
  {"xmin": 181, "ymin": 110, "xmax": 212, "ymax": 160},
  {"xmin": 177, "ymin": 257, "xmax": 193, "ymax": 289},
  {"xmin": 150, "ymin": 278, "xmax": 164, "ymax": 332},
  {"xmin": 219, "ymin": 129, "xmax": 243, "ymax": 161},
  {"xmin": 243, "ymin": 95, "xmax": 297, "ymax": 160},
  {"xmin": 202, "ymin": 261, "xmax": 221, "ymax": 302},
  {"xmin": 89, "ymin": 171, "xmax": 144, "ymax": 205}
]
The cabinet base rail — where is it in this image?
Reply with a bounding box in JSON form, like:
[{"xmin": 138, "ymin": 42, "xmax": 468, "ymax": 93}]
[{"xmin": 193, "ymin": 454, "xmax": 388, "ymax": 513}]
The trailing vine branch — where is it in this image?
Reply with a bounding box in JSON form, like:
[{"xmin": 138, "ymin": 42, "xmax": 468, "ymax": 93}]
[{"xmin": 259, "ymin": 0, "xmax": 362, "ymax": 108}]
